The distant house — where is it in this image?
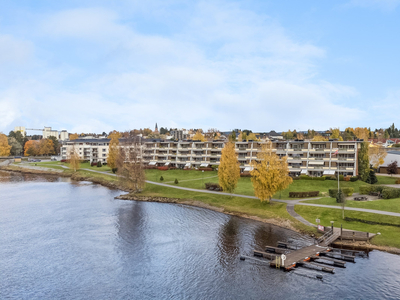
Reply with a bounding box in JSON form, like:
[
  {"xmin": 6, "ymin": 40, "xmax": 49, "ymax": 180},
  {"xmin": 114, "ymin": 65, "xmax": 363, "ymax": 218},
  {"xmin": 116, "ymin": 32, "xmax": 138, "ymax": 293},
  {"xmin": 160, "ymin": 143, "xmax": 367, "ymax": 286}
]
[
  {"xmin": 14, "ymin": 156, "xmax": 22, "ymax": 163},
  {"xmin": 266, "ymin": 130, "xmax": 283, "ymax": 140}
]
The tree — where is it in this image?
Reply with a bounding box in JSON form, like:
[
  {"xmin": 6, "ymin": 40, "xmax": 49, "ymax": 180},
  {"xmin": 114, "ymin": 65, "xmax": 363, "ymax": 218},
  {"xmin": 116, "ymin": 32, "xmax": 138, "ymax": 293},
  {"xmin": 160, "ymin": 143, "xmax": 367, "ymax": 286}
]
[
  {"xmin": 107, "ymin": 130, "xmax": 120, "ymax": 173},
  {"xmin": 330, "ymin": 128, "xmax": 343, "ymax": 141},
  {"xmin": 366, "ymin": 166, "xmax": 378, "ymax": 184},
  {"xmin": 24, "ymin": 140, "xmax": 38, "ymax": 156},
  {"xmin": 247, "ymin": 132, "xmax": 259, "ymax": 141},
  {"xmin": 218, "ymin": 142, "xmax": 240, "ymax": 194},
  {"xmin": 38, "ymin": 139, "xmax": 55, "ymax": 156},
  {"xmin": 384, "ymin": 130, "xmax": 390, "ymax": 139},
  {"xmin": 116, "ymin": 137, "xmax": 146, "ymax": 192},
  {"xmin": 69, "ymin": 133, "xmax": 79, "ymax": 140},
  {"xmin": 387, "ymin": 161, "xmax": 398, "ymax": 176},
  {"xmin": 312, "ymin": 135, "xmax": 328, "ymax": 141},
  {"xmin": 193, "ymin": 130, "xmax": 206, "ymax": 142},
  {"xmin": 282, "ymin": 130, "xmax": 294, "ymax": 140},
  {"xmin": 353, "ymin": 127, "xmax": 369, "ymax": 141},
  {"xmin": 7, "ymin": 137, "xmax": 22, "ymax": 156},
  {"xmin": 229, "ymin": 130, "xmax": 236, "ymax": 142},
  {"xmin": 369, "ymin": 145, "xmax": 387, "ymax": 169},
  {"xmin": 336, "ymin": 189, "xmax": 346, "ymax": 219},
  {"xmin": 250, "ymin": 142, "xmax": 293, "ymax": 203},
  {"xmin": 48, "ymin": 136, "xmax": 60, "ymax": 155},
  {"xmin": 0, "ymin": 133, "xmax": 11, "ymax": 156},
  {"xmin": 358, "ymin": 142, "xmax": 370, "ymax": 182},
  {"xmin": 68, "ymin": 145, "xmax": 80, "ymax": 172}
]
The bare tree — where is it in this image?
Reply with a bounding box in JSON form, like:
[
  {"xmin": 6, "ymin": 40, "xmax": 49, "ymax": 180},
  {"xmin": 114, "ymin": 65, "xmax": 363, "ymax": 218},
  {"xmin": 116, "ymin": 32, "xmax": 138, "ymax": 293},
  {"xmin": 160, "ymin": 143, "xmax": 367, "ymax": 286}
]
[{"xmin": 116, "ymin": 136, "xmax": 145, "ymax": 192}]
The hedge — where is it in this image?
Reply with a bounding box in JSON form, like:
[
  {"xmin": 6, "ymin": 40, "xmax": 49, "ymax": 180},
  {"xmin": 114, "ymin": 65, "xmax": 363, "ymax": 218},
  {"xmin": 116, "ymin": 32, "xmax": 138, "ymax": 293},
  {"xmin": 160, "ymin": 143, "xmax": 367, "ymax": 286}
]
[
  {"xmin": 328, "ymin": 188, "xmax": 354, "ymax": 197},
  {"xmin": 382, "ymin": 187, "xmax": 400, "ymax": 199},
  {"xmin": 299, "ymin": 175, "xmax": 326, "ymax": 181},
  {"xmin": 240, "ymin": 172, "xmax": 252, "ymax": 177},
  {"xmin": 289, "ymin": 191, "xmax": 319, "ymax": 198},
  {"xmin": 157, "ymin": 166, "xmax": 169, "ymax": 171},
  {"xmin": 359, "ymin": 185, "xmax": 385, "ymax": 195},
  {"xmin": 198, "ymin": 167, "xmax": 213, "ymax": 171},
  {"xmin": 350, "ymin": 176, "xmax": 358, "ymax": 182}
]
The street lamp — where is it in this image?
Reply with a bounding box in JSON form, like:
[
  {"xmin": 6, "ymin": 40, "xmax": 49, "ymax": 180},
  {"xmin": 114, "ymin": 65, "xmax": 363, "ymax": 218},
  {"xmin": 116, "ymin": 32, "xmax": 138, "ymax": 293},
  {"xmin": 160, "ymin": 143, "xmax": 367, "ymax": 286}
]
[{"xmin": 330, "ymin": 220, "xmax": 334, "ymax": 232}]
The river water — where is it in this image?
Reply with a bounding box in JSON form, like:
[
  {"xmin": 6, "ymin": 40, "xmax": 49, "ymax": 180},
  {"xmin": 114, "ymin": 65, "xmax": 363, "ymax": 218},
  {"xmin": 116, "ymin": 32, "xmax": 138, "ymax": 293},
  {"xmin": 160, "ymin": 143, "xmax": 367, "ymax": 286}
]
[{"xmin": 1, "ymin": 171, "xmax": 400, "ymax": 300}]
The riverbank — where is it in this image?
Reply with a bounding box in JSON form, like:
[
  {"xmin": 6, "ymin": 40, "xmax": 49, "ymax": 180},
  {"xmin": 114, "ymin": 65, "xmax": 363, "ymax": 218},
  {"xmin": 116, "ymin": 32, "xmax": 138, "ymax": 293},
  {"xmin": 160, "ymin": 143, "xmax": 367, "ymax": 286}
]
[{"xmin": 3, "ymin": 164, "xmax": 400, "ymax": 254}]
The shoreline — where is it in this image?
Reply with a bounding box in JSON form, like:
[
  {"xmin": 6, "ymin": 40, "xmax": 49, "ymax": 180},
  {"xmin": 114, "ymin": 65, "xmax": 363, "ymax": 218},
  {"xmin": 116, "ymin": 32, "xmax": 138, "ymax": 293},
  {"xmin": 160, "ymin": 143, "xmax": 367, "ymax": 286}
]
[{"xmin": 2, "ymin": 165, "xmax": 400, "ymax": 255}]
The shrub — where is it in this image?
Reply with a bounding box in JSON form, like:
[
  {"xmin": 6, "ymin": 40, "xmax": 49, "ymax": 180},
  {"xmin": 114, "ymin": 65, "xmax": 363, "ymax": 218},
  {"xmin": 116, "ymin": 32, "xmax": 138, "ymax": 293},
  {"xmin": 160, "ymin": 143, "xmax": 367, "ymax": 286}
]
[
  {"xmin": 326, "ymin": 176, "xmax": 336, "ymax": 181},
  {"xmin": 289, "ymin": 191, "xmax": 319, "ymax": 198},
  {"xmin": 298, "ymin": 175, "xmax": 326, "ymax": 181},
  {"xmin": 198, "ymin": 167, "xmax": 213, "ymax": 171},
  {"xmin": 350, "ymin": 176, "xmax": 358, "ymax": 182},
  {"xmin": 61, "ymin": 159, "xmax": 67, "ymax": 163},
  {"xmin": 112, "ymin": 168, "xmax": 118, "ymax": 174},
  {"xmin": 336, "ymin": 189, "xmax": 345, "ymax": 203},
  {"xmin": 299, "ymin": 175, "xmax": 310, "ymax": 180},
  {"xmin": 174, "ymin": 179, "xmax": 179, "ymax": 184},
  {"xmin": 97, "ymin": 161, "xmax": 102, "ymax": 167},
  {"xmin": 205, "ymin": 182, "xmax": 222, "ymax": 191},
  {"xmin": 359, "ymin": 186, "xmax": 372, "ymax": 195},
  {"xmin": 240, "ymin": 172, "xmax": 252, "ymax": 177},
  {"xmin": 339, "ymin": 175, "xmax": 344, "ymax": 181},
  {"xmin": 157, "ymin": 166, "xmax": 169, "ymax": 171},
  {"xmin": 344, "ymin": 176, "xmax": 350, "ymax": 181},
  {"xmin": 382, "ymin": 187, "xmax": 400, "ymax": 199},
  {"xmin": 160, "ymin": 176, "xmax": 164, "ymax": 181},
  {"xmin": 329, "ymin": 188, "xmax": 354, "ymax": 197},
  {"xmin": 91, "ymin": 162, "xmax": 97, "ymax": 166},
  {"xmin": 396, "ymin": 179, "xmax": 400, "ymax": 184},
  {"xmin": 211, "ymin": 165, "xmax": 218, "ymax": 171}
]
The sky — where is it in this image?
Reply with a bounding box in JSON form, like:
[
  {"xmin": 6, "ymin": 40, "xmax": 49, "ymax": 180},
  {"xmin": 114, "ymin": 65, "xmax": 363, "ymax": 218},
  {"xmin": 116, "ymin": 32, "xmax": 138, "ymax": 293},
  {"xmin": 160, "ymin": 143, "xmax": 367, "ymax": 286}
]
[{"xmin": 0, "ymin": 0, "xmax": 399, "ymax": 134}]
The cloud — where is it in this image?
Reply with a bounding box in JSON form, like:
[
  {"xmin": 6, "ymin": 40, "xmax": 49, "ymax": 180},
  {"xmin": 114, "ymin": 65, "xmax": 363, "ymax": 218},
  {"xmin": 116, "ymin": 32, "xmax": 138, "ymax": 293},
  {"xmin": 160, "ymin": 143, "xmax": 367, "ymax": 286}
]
[
  {"xmin": 0, "ymin": 2, "xmax": 366, "ymax": 133},
  {"xmin": 346, "ymin": 0, "xmax": 400, "ymax": 11}
]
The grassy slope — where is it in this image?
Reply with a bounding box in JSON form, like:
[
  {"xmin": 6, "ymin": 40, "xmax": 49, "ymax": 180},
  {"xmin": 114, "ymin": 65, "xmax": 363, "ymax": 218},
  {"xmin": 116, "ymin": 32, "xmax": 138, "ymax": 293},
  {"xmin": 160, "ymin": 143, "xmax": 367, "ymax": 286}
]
[
  {"xmin": 303, "ymin": 197, "xmax": 400, "ymax": 214},
  {"xmin": 141, "ymin": 183, "xmax": 312, "ymax": 233},
  {"xmin": 294, "ymin": 205, "xmax": 400, "ymax": 248}
]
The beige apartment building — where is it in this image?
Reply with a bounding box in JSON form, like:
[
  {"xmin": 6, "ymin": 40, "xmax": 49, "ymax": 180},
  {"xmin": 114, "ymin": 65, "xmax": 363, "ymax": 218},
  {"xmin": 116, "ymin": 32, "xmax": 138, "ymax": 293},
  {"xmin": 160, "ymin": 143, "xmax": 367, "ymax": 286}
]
[{"xmin": 61, "ymin": 138, "xmax": 360, "ymax": 177}]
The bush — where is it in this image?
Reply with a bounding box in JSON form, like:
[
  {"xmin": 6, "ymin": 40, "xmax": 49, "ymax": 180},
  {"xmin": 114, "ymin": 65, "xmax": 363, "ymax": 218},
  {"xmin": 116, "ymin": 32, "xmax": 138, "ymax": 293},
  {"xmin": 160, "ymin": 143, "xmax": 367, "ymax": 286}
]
[
  {"xmin": 211, "ymin": 165, "xmax": 218, "ymax": 171},
  {"xmin": 359, "ymin": 186, "xmax": 372, "ymax": 195},
  {"xmin": 299, "ymin": 175, "xmax": 310, "ymax": 180},
  {"xmin": 396, "ymin": 179, "xmax": 400, "ymax": 184},
  {"xmin": 157, "ymin": 166, "xmax": 169, "ymax": 171},
  {"xmin": 326, "ymin": 176, "xmax": 336, "ymax": 181},
  {"xmin": 350, "ymin": 176, "xmax": 358, "ymax": 182},
  {"xmin": 97, "ymin": 161, "xmax": 102, "ymax": 167},
  {"xmin": 289, "ymin": 191, "xmax": 319, "ymax": 198},
  {"xmin": 339, "ymin": 175, "xmax": 344, "ymax": 181},
  {"xmin": 240, "ymin": 172, "xmax": 252, "ymax": 177},
  {"xmin": 160, "ymin": 176, "xmax": 164, "ymax": 181},
  {"xmin": 329, "ymin": 188, "xmax": 354, "ymax": 197},
  {"xmin": 382, "ymin": 187, "xmax": 400, "ymax": 199},
  {"xmin": 61, "ymin": 159, "xmax": 67, "ymax": 163},
  {"xmin": 112, "ymin": 168, "xmax": 118, "ymax": 174},
  {"xmin": 336, "ymin": 189, "xmax": 345, "ymax": 203},
  {"xmin": 198, "ymin": 167, "xmax": 213, "ymax": 171},
  {"xmin": 90, "ymin": 162, "xmax": 97, "ymax": 166},
  {"xmin": 205, "ymin": 182, "xmax": 222, "ymax": 191},
  {"xmin": 174, "ymin": 179, "xmax": 179, "ymax": 184}
]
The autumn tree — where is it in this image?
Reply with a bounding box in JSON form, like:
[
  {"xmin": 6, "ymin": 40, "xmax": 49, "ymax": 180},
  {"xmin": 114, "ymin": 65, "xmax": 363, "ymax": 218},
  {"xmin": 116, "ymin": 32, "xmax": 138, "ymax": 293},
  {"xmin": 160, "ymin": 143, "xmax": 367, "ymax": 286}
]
[
  {"xmin": 250, "ymin": 142, "xmax": 293, "ymax": 203},
  {"xmin": 24, "ymin": 140, "xmax": 38, "ymax": 156},
  {"xmin": 330, "ymin": 128, "xmax": 343, "ymax": 141},
  {"xmin": 48, "ymin": 136, "xmax": 60, "ymax": 154},
  {"xmin": 387, "ymin": 161, "xmax": 398, "ymax": 176},
  {"xmin": 193, "ymin": 130, "xmax": 206, "ymax": 142},
  {"xmin": 358, "ymin": 142, "xmax": 370, "ymax": 181},
  {"xmin": 312, "ymin": 135, "xmax": 328, "ymax": 141},
  {"xmin": 39, "ymin": 139, "xmax": 55, "ymax": 156},
  {"xmin": 68, "ymin": 145, "xmax": 80, "ymax": 172},
  {"xmin": 7, "ymin": 137, "xmax": 22, "ymax": 156},
  {"xmin": 69, "ymin": 133, "xmax": 79, "ymax": 140},
  {"xmin": 247, "ymin": 132, "xmax": 259, "ymax": 141},
  {"xmin": 0, "ymin": 133, "xmax": 11, "ymax": 156},
  {"xmin": 107, "ymin": 130, "xmax": 121, "ymax": 173},
  {"xmin": 282, "ymin": 130, "xmax": 294, "ymax": 140},
  {"xmin": 116, "ymin": 137, "xmax": 146, "ymax": 192},
  {"xmin": 369, "ymin": 145, "xmax": 387, "ymax": 169},
  {"xmin": 353, "ymin": 127, "xmax": 369, "ymax": 141},
  {"xmin": 218, "ymin": 142, "xmax": 240, "ymax": 194}
]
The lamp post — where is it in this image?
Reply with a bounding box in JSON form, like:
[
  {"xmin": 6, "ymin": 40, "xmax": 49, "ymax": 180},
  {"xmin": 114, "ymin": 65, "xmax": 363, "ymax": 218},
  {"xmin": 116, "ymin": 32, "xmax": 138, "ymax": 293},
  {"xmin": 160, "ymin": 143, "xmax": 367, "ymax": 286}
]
[
  {"xmin": 330, "ymin": 220, "xmax": 334, "ymax": 232},
  {"xmin": 202, "ymin": 170, "xmax": 204, "ymax": 188}
]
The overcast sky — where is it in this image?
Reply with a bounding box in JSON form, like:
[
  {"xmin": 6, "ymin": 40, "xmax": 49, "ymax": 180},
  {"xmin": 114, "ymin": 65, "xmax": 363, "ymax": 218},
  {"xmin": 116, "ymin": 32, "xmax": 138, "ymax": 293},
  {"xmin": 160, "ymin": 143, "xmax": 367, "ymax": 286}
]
[{"xmin": 0, "ymin": 0, "xmax": 399, "ymax": 134}]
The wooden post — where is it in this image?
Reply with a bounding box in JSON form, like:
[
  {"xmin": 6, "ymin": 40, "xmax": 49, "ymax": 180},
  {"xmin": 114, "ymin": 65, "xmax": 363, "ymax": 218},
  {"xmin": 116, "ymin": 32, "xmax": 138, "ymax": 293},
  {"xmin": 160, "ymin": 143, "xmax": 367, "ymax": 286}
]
[
  {"xmin": 352, "ymin": 231, "xmax": 355, "ymax": 242},
  {"xmin": 341, "ymin": 224, "xmax": 343, "ymax": 241},
  {"xmin": 367, "ymin": 232, "xmax": 369, "ymax": 243}
]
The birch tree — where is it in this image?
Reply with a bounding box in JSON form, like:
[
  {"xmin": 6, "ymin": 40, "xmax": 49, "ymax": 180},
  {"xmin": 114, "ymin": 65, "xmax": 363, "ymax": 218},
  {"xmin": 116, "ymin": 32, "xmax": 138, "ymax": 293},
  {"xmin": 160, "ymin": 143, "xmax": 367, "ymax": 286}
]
[
  {"xmin": 107, "ymin": 131, "xmax": 120, "ymax": 173},
  {"xmin": 250, "ymin": 142, "xmax": 292, "ymax": 203},
  {"xmin": 69, "ymin": 145, "xmax": 80, "ymax": 172},
  {"xmin": 369, "ymin": 145, "xmax": 387, "ymax": 169},
  {"xmin": 218, "ymin": 142, "xmax": 240, "ymax": 194},
  {"xmin": 0, "ymin": 133, "xmax": 11, "ymax": 156}
]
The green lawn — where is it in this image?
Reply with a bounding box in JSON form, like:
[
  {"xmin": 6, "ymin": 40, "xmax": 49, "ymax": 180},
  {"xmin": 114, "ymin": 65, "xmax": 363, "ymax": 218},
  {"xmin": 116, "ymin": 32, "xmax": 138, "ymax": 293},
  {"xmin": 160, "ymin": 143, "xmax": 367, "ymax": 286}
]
[
  {"xmin": 294, "ymin": 205, "xmax": 400, "ymax": 248},
  {"xmin": 376, "ymin": 175, "xmax": 400, "ymax": 184},
  {"xmin": 303, "ymin": 197, "xmax": 400, "ymax": 214}
]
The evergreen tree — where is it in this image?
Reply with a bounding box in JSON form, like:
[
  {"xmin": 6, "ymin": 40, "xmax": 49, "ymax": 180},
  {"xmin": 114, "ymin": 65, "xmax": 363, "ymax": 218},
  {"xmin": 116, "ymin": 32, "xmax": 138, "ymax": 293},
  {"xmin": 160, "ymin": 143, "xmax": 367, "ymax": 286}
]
[
  {"xmin": 366, "ymin": 166, "xmax": 378, "ymax": 184},
  {"xmin": 358, "ymin": 142, "xmax": 370, "ymax": 182}
]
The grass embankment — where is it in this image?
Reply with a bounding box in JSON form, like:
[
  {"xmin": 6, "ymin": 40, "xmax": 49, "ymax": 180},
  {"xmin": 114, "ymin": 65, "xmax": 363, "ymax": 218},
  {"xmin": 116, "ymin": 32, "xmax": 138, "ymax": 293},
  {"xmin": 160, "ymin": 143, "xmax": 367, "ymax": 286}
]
[
  {"xmin": 294, "ymin": 205, "xmax": 400, "ymax": 249},
  {"xmin": 27, "ymin": 161, "xmax": 113, "ymax": 172},
  {"xmin": 304, "ymin": 197, "xmax": 400, "ymax": 214},
  {"xmin": 139, "ymin": 183, "xmax": 312, "ymax": 233}
]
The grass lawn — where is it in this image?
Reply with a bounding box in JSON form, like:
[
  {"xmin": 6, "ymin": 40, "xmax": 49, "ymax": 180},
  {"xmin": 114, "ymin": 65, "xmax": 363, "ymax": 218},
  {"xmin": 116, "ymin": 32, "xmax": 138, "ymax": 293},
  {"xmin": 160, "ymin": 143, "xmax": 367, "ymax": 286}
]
[
  {"xmin": 145, "ymin": 169, "xmax": 371, "ymax": 200},
  {"xmin": 294, "ymin": 205, "xmax": 400, "ymax": 248},
  {"xmin": 303, "ymin": 197, "xmax": 400, "ymax": 214},
  {"xmin": 140, "ymin": 183, "xmax": 312, "ymax": 233},
  {"xmin": 376, "ymin": 175, "xmax": 400, "ymax": 184}
]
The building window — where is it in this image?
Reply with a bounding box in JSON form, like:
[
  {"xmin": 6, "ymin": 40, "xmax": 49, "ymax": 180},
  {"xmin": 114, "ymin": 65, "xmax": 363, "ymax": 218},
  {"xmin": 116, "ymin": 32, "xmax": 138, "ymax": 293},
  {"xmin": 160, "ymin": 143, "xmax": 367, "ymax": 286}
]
[
  {"xmin": 103, "ymin": 149, "xmax": 106, "ymax": 152},
  {"xmin": 103, "ymin": 154, "xmax": 106, "ymax": 157}
]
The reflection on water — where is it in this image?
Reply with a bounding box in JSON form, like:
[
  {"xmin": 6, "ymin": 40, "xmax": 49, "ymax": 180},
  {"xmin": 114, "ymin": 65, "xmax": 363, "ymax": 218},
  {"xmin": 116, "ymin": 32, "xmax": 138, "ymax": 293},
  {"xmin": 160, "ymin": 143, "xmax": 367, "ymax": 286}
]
[{"xmin": 1, "ymin": 171, "xmax": 400, "ymax": 300}]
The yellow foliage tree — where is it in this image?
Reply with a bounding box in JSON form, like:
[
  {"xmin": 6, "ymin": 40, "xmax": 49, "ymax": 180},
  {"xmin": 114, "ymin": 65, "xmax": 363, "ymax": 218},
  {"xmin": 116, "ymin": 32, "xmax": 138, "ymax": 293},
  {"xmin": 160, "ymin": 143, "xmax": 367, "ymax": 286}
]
[
  {"xmin": 193, "ymin": 131, "xmax": 206, "ymax": 142},
  {"xmin": 24, "ymin": 140, "xmax": 38, "ymax": 156},
  {"xmin": 250, "ymin": 142, "xmax": 293, "ymax": 203},
  {"xmin": 369, "ymin": 145, "xmax": 387, "ymax": 169},
  {"xmin": 39, "ymin": 139, "xmax": 55, "ymax": 156},
  {"xmin": 0, "ymin": 133, "xmax": 11, "ymax": 156},
  {"xmin": 68, "ymin": 145, "xmax": 80, "ymax": 172},
  {"xmin": 330, "ymin": 128, "xmax": 343, "ymax": 141},
  {"xmin": 353, "ymin": 127, "xmax": 369, "ymax": 141},
  {"xmin": 69, "ymin": 133, "xmax": 79, "ymax": 140},
  {"xmin": 247, "ymin": 132, "xmax": 259, "ymax": 141},
  {"xmin": 312, "ymin": 135, "xmax": 328, "ymax": 141},
  {"xmin": 218, "ymin": 142, "xmax": 240, "ymax": 194},
  {"xmin": 107, "ymin": 130, "xmax": 120, "ymax": 172}
]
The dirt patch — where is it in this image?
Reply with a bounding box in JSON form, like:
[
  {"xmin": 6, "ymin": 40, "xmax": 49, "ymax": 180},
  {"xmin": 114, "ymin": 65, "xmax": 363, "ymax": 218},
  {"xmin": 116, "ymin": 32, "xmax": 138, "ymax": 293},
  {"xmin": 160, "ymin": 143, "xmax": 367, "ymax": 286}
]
[{"xmin": 332, "ymin": 240, "xmax": 400, "ymax": 255}]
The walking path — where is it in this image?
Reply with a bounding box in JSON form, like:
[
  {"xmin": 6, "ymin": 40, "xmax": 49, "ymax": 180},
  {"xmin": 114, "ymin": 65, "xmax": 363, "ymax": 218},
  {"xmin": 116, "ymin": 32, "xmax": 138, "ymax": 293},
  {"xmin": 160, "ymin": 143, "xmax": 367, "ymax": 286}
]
[{"xmin": 5, "ymin": 164, "xmax": 400, "ymax": 227}]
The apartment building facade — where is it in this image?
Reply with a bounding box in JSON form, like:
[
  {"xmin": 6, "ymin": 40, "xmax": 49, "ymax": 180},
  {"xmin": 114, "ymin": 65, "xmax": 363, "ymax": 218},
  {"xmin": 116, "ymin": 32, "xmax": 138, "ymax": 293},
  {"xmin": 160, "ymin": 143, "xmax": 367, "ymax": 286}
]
[{"xmin": 61, "ymin": 138, "xmax": 360, "ymax": 177}]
